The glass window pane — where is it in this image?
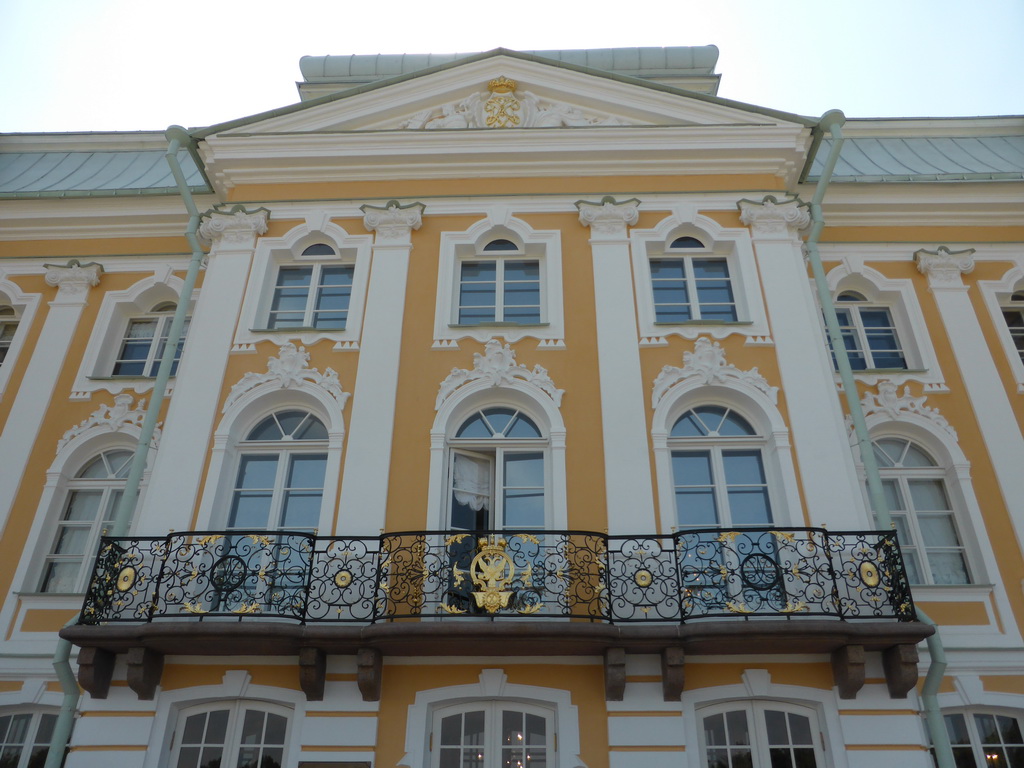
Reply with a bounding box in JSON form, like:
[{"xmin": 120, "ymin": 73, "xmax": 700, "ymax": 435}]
[
  {"xmin": 464, "ymin": 710, "xmax": 485, "ymax": 744},
  {"xmin": 671, "ymin": 412, "xmax": 708, "ymax": 437},
  {"xmin": 441, "ymin": 714, "xmax": 461, "ymax": 745},
  {"xmin": 483, "ymin": 408, "xmax": 517, "ymax": 435},
  {"xmin": 722, "ymin": 451, "xmax": 767, "ymax": 485},
  {"xmin": 728, "ymin": 489, "xmax": 773, "ymax": 525},
  {"xmin": 293, "ymin": 417, "xmax": 328, "ymax": 441},
  {"xmin": 229, "ymin": 493, "xmax": 273, "ymax": 529},
  {"xmin": 456, "ymin": 414, "xmax": 493, "ymax": 438},
  {"xmin": 998, "ymin": 716, "xmax": 1023, "ymax": 744},
  {"xmin": 788, "ymin": 713, "xmax": 813, "ymax": 744},
  {"xmin": 765, "ymin": 710, "xmax": 788, "ymax": 745},
  {"xmin": 769, "ymin": 748, "xmax": 795, "ymax": 768},
  {"xmin": 247, "ymin": 416, "xmax": 284, "ymax": 441},
  {"xmin": 977, "ymin": 715, "xmax": 1001, "ymax": 745},
  {"xmin": 929, "ymin": 552, "xmax": 970, "ymax": 585},
  {"xmin": 524, "ymin": 713, "xmax": 546, "ymax": 745},
  {"xmin": 674, "ymin": 452, "xmax": 713, "ymax": 485},
  {"xmin": 502, "ymin": 709, "xmax": 523, "ymax": 744},
  {"xmin": 63, "ymin": 491, "xmax": 102, "ymax": 522},
  {"xmin": 506, "ymin": 414, "xmax": 541, "ymax": 439},
  {"xmin": 726, "ymin": 710, "xmax": 750, "ymax": 745},
  {"xmin": 909, "ymin": 480, "xmax": 950, "ymax": 511},
  {"xmin": 676, "ymin": 489, "xmax": 719, "ymax": 526},
  {"xmin": 945, "ymin": 714, "xmax": 971, "ymax": 746},
  {"xmin": 903, "ymin": 444, "xmax": 936, "ymax": 468},
  {"xmin": 918, "ymin": 514, "xmax": 961, "ymax": 547},
  {"xmin": 240, "ymin": 709, "xmax": 264, "ymax": 744},
  {"xmin": 281, "ymin": 492, "xmax": 323, "ymax": 530},
  {"xmin": 705, "ymin": 713, "xmax": 727, "ymax": 746},
  {"xmin": 275, "ymin": 411, "xmax": 307, "ymax": 437},
  {"xmin": 287, "ymin": 454, "xmax": 327, "ymax": 489},
  {"xmin": 182, "ymin": 713, "xmax": 207, "ymax": 744},
  {"xmin": 235, "ymin": 456, "xmax": 279, "ymax": 489},
  {"xmin": 504, "ymin": 453, "xmax": 543, "ymax": 487}
]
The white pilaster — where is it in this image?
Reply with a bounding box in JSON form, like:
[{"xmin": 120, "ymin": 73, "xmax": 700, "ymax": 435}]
[
  {"xmin": 0, "ymin": 260, "xmax": 102, "ymax": 536},
  {"xmin": 738, "ymin": 196, "xmax": 867, "ymax": 528},
  {"xmin": 136, "ymin": 207, "xmax": 269, "ymax": 533},
  {"xmin": 915, "ymin": 246, "xmax": 1024, "ymax": 555},
  {"xmin": 337, "ymin": 201, "xmax": 424, "ymax": 535},
  {"xmin": 577, "ymin": 197, "xmax": 657, "ymax": 533}
]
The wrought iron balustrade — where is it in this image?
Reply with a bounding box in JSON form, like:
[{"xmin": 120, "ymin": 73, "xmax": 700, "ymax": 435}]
[{"xmin": 79, "ymin": 527, "xmax": 916, "ymax": 625}]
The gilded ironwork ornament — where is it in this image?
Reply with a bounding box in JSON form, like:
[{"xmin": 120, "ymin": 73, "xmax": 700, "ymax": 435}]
[
  {"xmin": 334, "ymin": 570, "xmax": 352, "ymax": 588},
  {"xmin": 470, "ymin": 535, "xmax": 518, "ymax": 613},
  {"xmin": 860, "ymin": 561, "xmax": 881, "ymax": 587},
  {"xmin": 115, "ymin": 565, "xmax": 136, "ymax": 592},
  {"xmin": 634, "ymin": 569, "xmax": 653, "ymax": 587}
]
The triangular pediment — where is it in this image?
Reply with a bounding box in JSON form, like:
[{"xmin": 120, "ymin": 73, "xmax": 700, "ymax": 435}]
[{"xmin": 207, "ymin": 51, "xmax": 812, "ymax": 137}]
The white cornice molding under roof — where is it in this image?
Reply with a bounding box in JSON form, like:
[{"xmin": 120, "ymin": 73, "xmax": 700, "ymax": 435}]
[{"xmin": 199, "ymin": 123, "xmax": 813, "ymax": 194}]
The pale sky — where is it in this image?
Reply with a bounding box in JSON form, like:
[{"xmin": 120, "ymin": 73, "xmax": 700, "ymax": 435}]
[{"xmin": 1, "ymin": 0, "xmax": 1021, "ymax": 134}]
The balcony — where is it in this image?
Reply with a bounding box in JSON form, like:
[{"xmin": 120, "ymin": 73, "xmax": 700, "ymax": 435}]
[{"xmin": 61, "ymin": 527, "xmax": 933, "ymax": 703}]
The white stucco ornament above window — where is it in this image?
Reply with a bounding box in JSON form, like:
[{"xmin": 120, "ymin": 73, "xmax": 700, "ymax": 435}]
[
  {"xmin": 224, "ymin": 343, "xmax": 348, "ymax": 411},
  {"xmin": 399, "ymin": 75, "xmax": 631, "ymax": 129},
  {"xmin": 57, "ymin": 393, "xmax": 161, "ymax": 453},
  {"xmin": 436, "ymin": 339, "xmax": 564, "ymax": 409},
  {"xmin": 198, "ymin": 206, "xmax": 270, "ymax": 247},
  {"xmin": 652, "ymin": 336, "xmax": 778, "ymax": 407},
  {"xmin": 848, "ymin": 379, "xmax": 957, "ymax": 440},
  {"xmin": 43, "ymin": 260, "xmax": 103, "ymax": 299},
  {"xmin": 737, "ymin": 195, "xmax": 810, "ymax": 239},
  {"xmin": 915, "ymin": 246, "xmax": 976, "ymax": 289}
]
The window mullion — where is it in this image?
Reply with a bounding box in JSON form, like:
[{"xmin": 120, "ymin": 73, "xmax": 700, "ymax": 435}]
[
  {"xmin": 495, "ymin": 260, "xmax": 506, "ymax": 322},
  {"xmin": 304, "ymin": 264, "xmax": 321, "ymax": 327},
  {"xmin": 852, "ymin": 308, "xmax": 873, "ymax": 368},
  {"xmin": 269, "ymin": 451, "xmax": 291, "ymax": 529},
  {"xmin": 684, "ymin": 259, "xmax": 701, "ymax": 321},
  {"xmin": 710, "ymin": 448, "xmax": 730, "ymax": 526}
]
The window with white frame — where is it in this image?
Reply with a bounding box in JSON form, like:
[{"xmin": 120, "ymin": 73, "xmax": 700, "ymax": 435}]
[
  {"xmin": 872, "ymin": 437, "xmax": 969, "ymax": 585},
  {"xmin": 456, "ymin": 239, "xmax": 542, "ymax": 326},
  {"xmin": 447, "ymin": 407, "xmax": 547, "ymax": 532},
  {"xmin": 228, "ymin": 410, "xmax": 328, "ymax": 533},
  {"xmin": 830, "ymin": 291, "xmax": 907, "ymax": 370},
  {"xmin": 0, "ymin": 710, "xmax": 59, "ymax": 768},
  {"xmin": 265, "ymin": 244, "xmax": 354, "ymax": 331},
  {"xmin": 0, "ymin": 305, "xmax": 18, "ymax": 367},
  {"xmin": 670, "ymin": 405, "xmax": 773, "ymax": 529},
  {"xmin": 111, "ymin": 301, "xmax": 189, "ymax": 377},
  {"xmin": 40, "ymin": 448, "xmax": 132, "ymax": 593},
  {"xmin": 171, "ymin": 702, "xmax": 289, "ymax": 768},
  {"xmin": 940, "ymin": 711, "xmax": 1024, "ymax": 768},
  {"xmin": 431, "ymin": 701, "xmax": 553, "ymax": 768},
  {"xmin": 699, "ymin": 702, "xmax": 824, "ymax": 768},
  {"xmin": 650, "ymin": 236, "xmax": 738, "ymax": 323},
  {"xmin": 1001, "ymin": 291, "xmax": 1024, "ymax": 364}
]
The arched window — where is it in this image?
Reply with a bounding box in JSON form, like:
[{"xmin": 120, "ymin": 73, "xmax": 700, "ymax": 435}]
[
  {"xmin": 872, "ymin": 437, "xmax": 969, "ymax": 585},
  {"xmin": 670, "ymin": 405, "xmax": 772, "ymax": 529},
  {"xmin": 699, "ymin": 702, "xmax": 824, "ymax": 768},
  {"xmin": 941, "ymin": 711, "xmax": 1024, "ymax": 768},
  {"xmin": 448, "ymin": 407, "xmax": 547, "ymax": 531},
  {"xmin": 40, "ymin": 448, "xmax": 132, "ymax": 593},
  {"xmin": 650, "ymin": 235, "xmax": 738, "ymax": 323},
  {"xmin": 0, "ymin": 710, "xmax": 58, "ymax": 768},
  {"xmin": 112, "ymin": 301, "xmax": 189, "ymax": 377},
  {"xmin": 832, "ymin": 290, "xmax": 907, "ymax": 370},
  {"xmin": 0, "ymin": 305, "xmax": 18, "ymax": 367},
  {"xmin": 457, "ymin": 238, "xmax": 541, "ymax": 325},
  {"xmin": 432, "ymin": 701, "xmax": 553, "ymax": 768},
  {"xmin": 228, "ymin": 410, "xmax": 328, "ymax": 533},
  {"xmin": 1001, "ymin": 291, "xmax": 1024, "ymax": 364},
  {"xmin": 172, "ymin": 702, "xmax": 289, "ymax": 768}
]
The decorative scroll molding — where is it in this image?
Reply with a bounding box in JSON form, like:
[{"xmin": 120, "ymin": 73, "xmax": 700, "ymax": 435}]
[
  {"xmin": 43, "ymin": 259, "xmax": 102, "ymax": 297},
  {"xmin": 398, "ymin": 76, "xmax": 630, "ymax": 130},
  {"xmin": 198, "ymin": 205, "xmax": 270, "ymax": 247},
  {"xmin": 849, "ymin": 379, "xmax": 957, "ymax": 440},
  {"xmin": 225, "ymin": 343, "xmax": 349, "ymax": 411},
  {"xmin": 361, "ymin": 200, "xmax": 425, "ymax": 244},
  {"xmin": 652, "ymin": 336, "xmax": 778, "ymax": 408},
  {"xmin": 576, "ymin": 196, "xmax": 641, "ymax": 238},
  {"xmin": 737, "ymin": 195, "xmax": 810, "ymax": 238},
  {"xmin": 436, "ymin": 339, "xmax": 564, "ymax": 410},
  {"xmin": 915, "ymin": 246, "xmax": 976, "ymax": 288},
  {"xmin": 57, "ymin": 393, "xmax": 160, "ymax": 453}
]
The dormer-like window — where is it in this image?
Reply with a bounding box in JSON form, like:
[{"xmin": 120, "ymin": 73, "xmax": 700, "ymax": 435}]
[{"xmin": 457, "ymin": 239, "xmax": 541, "ymax": 325}]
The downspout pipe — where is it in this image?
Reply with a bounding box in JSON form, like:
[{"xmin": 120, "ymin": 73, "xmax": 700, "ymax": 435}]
[
  {"xmin": 803, "ymin": 111, "xmax": 953, "ymax": 768},
  {"xmin": 45, "ymin": 126, "xmax": 209, "ymax": 768}
]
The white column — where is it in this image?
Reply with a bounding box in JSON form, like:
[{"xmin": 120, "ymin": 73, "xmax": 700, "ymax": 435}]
[
  {"xmin": 577, "ymin": 197, "xmax": 657, "ymax": 533},
  {"xmin": 0, "ymin": 261, "xmax": 102, "ymax": 536},
  {"xmin": 136, "ymin": 207, "xmax": 269, "ymax": 533},
  {"xmin": 916, "ymin": 246, "xmax": 1024, "ymax": 554},
  {"xmin": 738, "ymin": 197, "xmax": 867, "ymax": 529},
  {"xmin": 337, "ymin": 201, "xmax": 424, "ymax": 535}
]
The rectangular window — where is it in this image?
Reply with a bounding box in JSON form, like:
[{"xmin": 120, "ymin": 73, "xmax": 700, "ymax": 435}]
[
  {"xmin": 112, "ymin": 316, "xmax": 189, "ymax": 377},
  {"xmin": 831, "ymin": 304, "xmax": 907, "ymax": 370},
  {"xmin": 0, "ymin": 321, "xmax": 16, "ymax": 366},
  {"xmin": 268, "ymin": 264, "xmax": 354, "ymax": 330},
  {"xmin": 457, "ymin": 260, "xmax": 541, "ymax": 324},
  {"xmin": 651, "ymin": 257, "xmax": 737, "ymax": 322},
  {"xmin": 1002, "ymin": 308, "xmax": 1024, "ymax": 363}
]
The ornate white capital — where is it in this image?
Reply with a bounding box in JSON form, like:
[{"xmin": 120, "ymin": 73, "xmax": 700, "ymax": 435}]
[
  {"xmin": 436, "ymin": 339, "xmax": 564, "ymax": 410},
  {"xmin": 737, "ymin": 196, "xmax": 810, "ymax": 239},
  {"xmin": 576, "ymin": 196, "xmax": 641, "ymax": 239},
  {"xmin": 652, "ymin": 336, "xmax": 778, "ymax": 408},
  {"xmin": 361, "ymin": 200, "xmax": 425, "ymax": 244},
  {"xmin": 57, "ymin": 393, "xmax": 160, "ymax": 453},
  {"xmin": 198, "ymin": 206, "xmax": 270, "ymax": 248},
  {"xmin": 848, "ymin": 380, "xmax": 957, "ymax": 440},
  {"xmin": 915, "ymin": 246, "xmax": 975, "ymax": 289},
  {"xmin": 225, "ymin": 343, "xmax": 349, "ymax": 411},
  {"xmin": 43, "ymin": 259, "xmax": 102, "ymax": 299}
]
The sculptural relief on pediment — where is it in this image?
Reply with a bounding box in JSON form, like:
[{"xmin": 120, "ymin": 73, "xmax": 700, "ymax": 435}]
[{"xmin": 397, "ymin": 76, "xmax": 634, "ymax": 130}]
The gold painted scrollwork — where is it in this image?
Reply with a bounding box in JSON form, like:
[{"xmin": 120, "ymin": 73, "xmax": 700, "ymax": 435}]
[
  {"xmin": 116, "ymin": 566, "xmax": 136, "ymax": 592},
  {"xmin": 859, "ymin": 561, "xmax": 881, "ymax": 587},
  {"xmin": 634, "ymin": 569, "xmax": 653, "ymax": 588},
  {"xmin": 334, "ymin": 570, "xmax": 352, "ymax": 588}
]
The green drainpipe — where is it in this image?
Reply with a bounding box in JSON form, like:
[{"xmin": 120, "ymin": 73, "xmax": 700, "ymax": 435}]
[
  {"xmin": 45, "ymin": 126, "xmax": 209, "ymax": 768},
  {"xmin": 803, "ymin": 111, "xmax": 953, "ymax": 768}
]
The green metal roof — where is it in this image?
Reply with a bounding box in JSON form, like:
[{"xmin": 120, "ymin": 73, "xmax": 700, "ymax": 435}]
[
  {"xmin": 0, "ymin": 148, "xmax": 207, "ymax": 198},
  {"xmin": 807, "ymin": 136, "xmax": 1024, "ymax": 182}
]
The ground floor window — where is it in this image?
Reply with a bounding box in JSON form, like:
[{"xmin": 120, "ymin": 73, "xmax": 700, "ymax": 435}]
[
  {"xmin": 0, "ymin": 710, "xmax": 57, "ymax": 768},
  {"xmin": 172, "ymin": 702, "xmax": 288, "ymax": 768},
  {"xmin": 433, "ymin": 702, "xmax": 552, "ymax": 768},
  {"xmin": 700, "ymin": 702, "xmax": 822, "ymax": 768},
  {"xmin": 942, "ymin": 711, "xmax": 1024, "ymax": 768}
]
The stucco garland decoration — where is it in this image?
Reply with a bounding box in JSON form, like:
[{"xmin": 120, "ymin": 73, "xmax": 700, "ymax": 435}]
[
  {"xmin": 224, "ymin": 343, "xmax": 349, "ymax": 411},
  {"xmin": 652, "ymin": 336, "xmax": 778, "ymax": 408},
  {"xmin": 436, "ymin": 339, "xmax": 564, "ymax": 410},
  {"xmin": 849, "ymin": 379, "xmax": 957, "ymax": 440},
  {"xmin": 57, "ymin": 393, "xmax": 161, "ymax": 453}
]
